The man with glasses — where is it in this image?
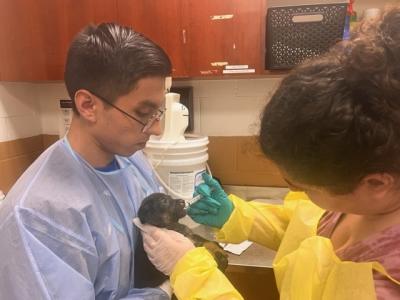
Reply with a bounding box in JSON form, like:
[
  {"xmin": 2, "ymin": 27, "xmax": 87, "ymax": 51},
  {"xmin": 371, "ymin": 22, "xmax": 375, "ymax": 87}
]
[
  {"xmin": 88, "ymin": 89, "xmax": 166, "ymax": 134},
  {"xmin": 0, "ymin": 23, "xmax": 172, "ymax": 299}
]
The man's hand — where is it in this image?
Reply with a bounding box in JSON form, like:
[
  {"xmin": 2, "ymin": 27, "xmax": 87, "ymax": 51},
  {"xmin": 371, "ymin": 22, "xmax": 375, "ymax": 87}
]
[{"xmin": 137, "ymin": 221, "xmax": 195, "ymax": 275}]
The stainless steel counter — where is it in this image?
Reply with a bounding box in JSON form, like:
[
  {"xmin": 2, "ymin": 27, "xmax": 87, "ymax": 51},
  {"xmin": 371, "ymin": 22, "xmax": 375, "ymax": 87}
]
[
  {"xmin": 181, "ymin": 186, "xmax": 286, "ymax": 299},
  {"xmin": 227, "ymin": 241, "xmax": 276, "ymax": 268},
  {"xmin": 186, "ymin": 185, "xmax": 289, "ymax": 269}
]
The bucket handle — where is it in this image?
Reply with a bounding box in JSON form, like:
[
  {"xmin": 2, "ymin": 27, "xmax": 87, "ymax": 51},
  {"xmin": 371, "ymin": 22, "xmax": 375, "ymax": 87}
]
[
  {"xmin": 149, "ymin": 133, "xmax": 207, "ymax": 169},
  {"xmin": 145, "ymin": 133, "xmax": 212, "ymax": 200},
  {"xmin": 151, "ymin": 163, "xmax": 212, "ymax": 201}
]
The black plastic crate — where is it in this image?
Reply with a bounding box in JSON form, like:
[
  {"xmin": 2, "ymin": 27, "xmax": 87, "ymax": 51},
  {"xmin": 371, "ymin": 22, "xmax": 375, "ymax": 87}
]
[{"xmin": 266, "ymin": 3, "xmax": 347, "ymax": 70}]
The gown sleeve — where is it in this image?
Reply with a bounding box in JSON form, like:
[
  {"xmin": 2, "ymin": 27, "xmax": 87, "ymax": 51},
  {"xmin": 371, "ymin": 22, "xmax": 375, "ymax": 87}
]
[
  {"xmin": 216, "ymin": 192, "xmax": 307, "ymax": 250},
  {"xmin": 169, "ymin": 192, "xmax": 309, "ymax": 300},
  {"xmin": 0, "ymin": 206, "xmax": 169, "ymax": 300},
  {"xmin": 171, "ymin": 247, "xmax": 243, "ymax": 300}
]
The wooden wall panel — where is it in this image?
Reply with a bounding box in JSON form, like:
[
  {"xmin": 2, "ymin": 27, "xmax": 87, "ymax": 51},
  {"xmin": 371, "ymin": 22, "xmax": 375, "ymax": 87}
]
[
  {"xmin": 0, "ymin": 136, "xmax": 46, "ymax": 192},
  {"xmin": 208, "ymin": 136, "xmax": 286, "ymax": 187},
  {"xmin": 0, "ymin": 136, "xmax": 43, "ymax": 161},
  {"xmin": 42, "ymin": 134, "xmax": 59, "ymax": 150},
  {"xmin": 0, "ymin": 151, "xmax": 42, "ymax": 192},
  {"xmin": 0, "ymin": 135, "xmax": 287, "ymax": 193},
  {"xmin": 0, "ymin": 135, "xmax": 59, "ymax": 193},
  {"xmin": 226, "ymin": 265, "xmax": 279, "ymax": 300}
]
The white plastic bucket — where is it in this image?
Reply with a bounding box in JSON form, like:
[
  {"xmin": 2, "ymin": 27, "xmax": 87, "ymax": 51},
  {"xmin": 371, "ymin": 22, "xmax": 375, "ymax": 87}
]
[{"xmin": 144, "ymin": 135, "xmax": 209, "ymax": 200}]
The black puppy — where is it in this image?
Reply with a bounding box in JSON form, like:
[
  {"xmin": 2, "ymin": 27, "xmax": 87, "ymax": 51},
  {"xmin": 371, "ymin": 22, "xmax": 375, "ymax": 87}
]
[{"xmin": 134, "ymin": 192, "xmax": 229, "ymax": 289}]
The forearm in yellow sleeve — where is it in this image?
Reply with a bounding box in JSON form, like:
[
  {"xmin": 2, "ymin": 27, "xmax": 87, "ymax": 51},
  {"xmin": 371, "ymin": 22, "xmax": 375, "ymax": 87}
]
[
  {"xmin": 171, "ymin": 247, "xmax": 243, "ymax": 300},
  {"xmin": 216, "ymin": 192, "xmax": 306, "ymax": 250}
]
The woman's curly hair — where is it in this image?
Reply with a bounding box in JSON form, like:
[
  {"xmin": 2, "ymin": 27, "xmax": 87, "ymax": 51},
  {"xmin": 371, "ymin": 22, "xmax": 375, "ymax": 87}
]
[{"xmin": 259, "ymin": 6, "xmax": 400, "ymax": 194}]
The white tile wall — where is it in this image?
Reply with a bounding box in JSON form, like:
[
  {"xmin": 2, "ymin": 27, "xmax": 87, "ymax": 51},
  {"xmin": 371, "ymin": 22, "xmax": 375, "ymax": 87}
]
[
  {"xmin": 0, "ymin": 79, "xmax": 281, "ymax": 141},
  {"xmin": 33, "ymin": 79, "xmax": 283, "ymax": 137},
  {"xmin": 4, "ymin": 115, "xmax": 41, "ymax": 141},
  {"xmin": 0, "ymin": 82, "xmax": 42, "ymax": 142},
  {"xmin": 174, "ymin": 78, "xmax": 281, "ymax": 136},
  {"xmin": 35, "ymin": 83, "xmax": 69, "ymax": 136}
]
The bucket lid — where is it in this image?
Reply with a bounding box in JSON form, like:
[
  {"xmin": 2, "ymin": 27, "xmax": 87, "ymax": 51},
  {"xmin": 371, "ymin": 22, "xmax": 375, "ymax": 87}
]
[
  {"xmin": 146, "ymin": 135, "xmax": 209, "ymax": 149},
  {"xmin": 150, "ymin": 153, "xmax": 209, "ymax": 167}
]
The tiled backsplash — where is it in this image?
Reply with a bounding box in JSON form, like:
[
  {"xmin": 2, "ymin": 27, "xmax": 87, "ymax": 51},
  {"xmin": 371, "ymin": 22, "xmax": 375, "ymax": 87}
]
[
  {"xmin": 0, "ymin": 78, "xmax": 282, "ymax": 140},
  {"xmin": 0, "ymin": 83, "xmax": 41, "ymax": 142},
  {"xmin": 174, "ymin": 78, "xmax": 280, "ymax": 136},
  {"xmin": 0, "ymin": 78, "xmax": 284, "ymax": 191}
]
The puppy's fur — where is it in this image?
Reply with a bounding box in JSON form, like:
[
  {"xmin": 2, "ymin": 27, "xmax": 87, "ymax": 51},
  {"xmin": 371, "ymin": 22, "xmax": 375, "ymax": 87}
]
[{"xmin": 134, "ymin": 193, "xmax": 229, "ymax": 289}]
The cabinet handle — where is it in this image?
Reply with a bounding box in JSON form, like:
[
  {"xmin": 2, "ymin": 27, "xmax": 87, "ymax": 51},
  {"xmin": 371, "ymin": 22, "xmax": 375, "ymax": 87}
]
[
  {"xmin": 182, "ymin": 29, "xmax": 187, "ymax": 44},
  {"xmin": 210, "ymin": 14, "xmax": 234, "ymax": 20}
]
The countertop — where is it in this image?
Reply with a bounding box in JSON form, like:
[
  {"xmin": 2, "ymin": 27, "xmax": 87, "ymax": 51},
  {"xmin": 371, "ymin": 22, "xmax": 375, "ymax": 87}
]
[{"xmin": 185, "ymin": 185, "xmax": 289, "ymax": 269}]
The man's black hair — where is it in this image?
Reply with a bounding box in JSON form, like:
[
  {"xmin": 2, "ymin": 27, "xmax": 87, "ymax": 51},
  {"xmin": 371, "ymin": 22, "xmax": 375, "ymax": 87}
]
[{"xmin": 65, "ymin": 23, "xmax": 172, "ymax": 113}]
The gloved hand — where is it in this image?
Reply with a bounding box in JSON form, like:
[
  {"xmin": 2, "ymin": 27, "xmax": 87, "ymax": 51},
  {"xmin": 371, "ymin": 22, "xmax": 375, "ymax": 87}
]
[
  {"xmin": 140, "ymin": 223, "xmax": 195, "ymax": 275},
  {"xmin": 187, "ymin": 173, "xmax": 233, "ymax": 228}
]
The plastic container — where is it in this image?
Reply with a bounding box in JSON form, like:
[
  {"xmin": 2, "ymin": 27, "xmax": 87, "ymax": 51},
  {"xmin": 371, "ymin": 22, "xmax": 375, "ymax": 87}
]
[
  {"xmin": 363, "ymin": 8, "xmax": 381, "ymax": 23},
  {"xmin": 266, "ymin": 3, "xmax": 348, "ymax": 69},
  {"xmin": 144, "ymin": 135, "xmax": 209, "ymax": 200}
]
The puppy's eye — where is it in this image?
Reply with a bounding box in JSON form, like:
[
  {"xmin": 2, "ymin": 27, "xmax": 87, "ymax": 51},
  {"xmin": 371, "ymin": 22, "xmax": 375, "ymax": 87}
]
[{"xmin": 159, "ymin": 198, "xmax": 169, "ymax": 207}]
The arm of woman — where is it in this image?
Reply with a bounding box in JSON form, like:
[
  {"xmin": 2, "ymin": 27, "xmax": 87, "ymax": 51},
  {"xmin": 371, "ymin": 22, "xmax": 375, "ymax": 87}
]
[
  {"xmin": 216, "ymin": 192, "xmax": 308, "ymax": 250},
  {"xmin": 141, "ymin": 225, "xmax": 243, "ymax": 300}
]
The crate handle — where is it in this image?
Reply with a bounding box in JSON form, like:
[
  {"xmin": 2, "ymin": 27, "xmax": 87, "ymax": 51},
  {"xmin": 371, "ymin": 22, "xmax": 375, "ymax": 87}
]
[{"xmin": 292, "ymin": 14, "xmax": 324, "ymax": 23}]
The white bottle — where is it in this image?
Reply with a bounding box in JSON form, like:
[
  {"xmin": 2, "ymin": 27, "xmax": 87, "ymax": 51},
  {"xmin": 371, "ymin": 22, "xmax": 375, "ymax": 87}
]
[
  {"xmin": 160, "ymin": 77, "xmax": 189, "ymax": 142},
  {"xmin": 160, "ymin": 92, "xmax": 189, "ymax": 142}
]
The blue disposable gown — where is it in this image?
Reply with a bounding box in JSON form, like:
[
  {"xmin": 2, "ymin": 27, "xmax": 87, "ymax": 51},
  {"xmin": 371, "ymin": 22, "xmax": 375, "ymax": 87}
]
[{"xmin": 0, "ymin": 139, "xmax": 169, "ymax": 300}]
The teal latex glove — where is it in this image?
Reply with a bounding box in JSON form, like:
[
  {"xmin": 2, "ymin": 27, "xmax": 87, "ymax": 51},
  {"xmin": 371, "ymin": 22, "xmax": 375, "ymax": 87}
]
[{"xmin": 187, "ymin": 173, "xmax": 233, "ymax": 228}]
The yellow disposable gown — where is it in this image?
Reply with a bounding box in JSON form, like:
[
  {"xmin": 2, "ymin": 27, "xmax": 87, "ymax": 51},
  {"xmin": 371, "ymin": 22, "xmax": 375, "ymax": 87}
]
[{"xmin": 170, "ymin": 192, "xmax": 399, "ymax": 300}]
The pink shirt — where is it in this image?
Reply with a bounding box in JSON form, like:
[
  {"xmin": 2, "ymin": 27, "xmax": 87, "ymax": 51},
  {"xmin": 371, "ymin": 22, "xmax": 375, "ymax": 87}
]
[{"xmin": 318, "ymin": 211, "xmax": 400, "ymax": 299}]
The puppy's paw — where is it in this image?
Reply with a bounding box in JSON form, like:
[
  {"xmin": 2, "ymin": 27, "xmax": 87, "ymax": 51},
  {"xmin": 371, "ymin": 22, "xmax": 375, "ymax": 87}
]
[{"xmin": 203, "ymin": 241, "xmax": 229, "ymax": 272}]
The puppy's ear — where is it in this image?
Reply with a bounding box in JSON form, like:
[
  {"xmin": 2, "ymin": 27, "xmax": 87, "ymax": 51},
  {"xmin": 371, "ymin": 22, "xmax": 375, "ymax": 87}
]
[{"xmin": 138, "ymin": 207, "xmax": 149, "ymax": 224}]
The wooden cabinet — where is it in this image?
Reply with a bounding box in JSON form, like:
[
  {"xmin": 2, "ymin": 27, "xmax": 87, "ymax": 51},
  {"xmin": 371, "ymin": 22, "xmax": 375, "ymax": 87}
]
[
  {"xmin": 0, "ymin": 0, "xmax": 117, "ymax": 81},
  {"xmin": 0, "ymin": 0, "xmax": 266, "ymax": 80},
  {"xmin": 0, "ymin": 0, "xmax": 47, "ymax": 80},
  {"xmin": 118, "ymin": 0, "xmax": 265, "ymax": 77},
  {"xmin": 182, "ymin": 0, "xmax": 264, "ymax": 76},
  {"xmin": 38, "ymin": 0, "xmax": 118, "ymax": 80},
  {"xmin": 117, "ymin": 0, "xmax": 188, "ymax": 78}
]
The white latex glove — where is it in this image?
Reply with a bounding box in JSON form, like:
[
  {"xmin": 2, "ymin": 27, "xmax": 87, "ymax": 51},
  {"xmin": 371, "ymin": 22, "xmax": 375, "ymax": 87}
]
[
  {"xmin": 133, "ymin": 218, "xmax": 195, "ymax": 275},
  {"xmin": 158, "ymin": 279, "xmax": 172, "ymax": 299}
]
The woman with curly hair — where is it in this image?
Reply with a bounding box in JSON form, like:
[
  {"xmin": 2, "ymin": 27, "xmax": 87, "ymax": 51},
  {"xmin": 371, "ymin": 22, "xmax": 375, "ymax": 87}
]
[{"xmin": 140, "ymin": 6, "xmax": 400, "ymax": 300}]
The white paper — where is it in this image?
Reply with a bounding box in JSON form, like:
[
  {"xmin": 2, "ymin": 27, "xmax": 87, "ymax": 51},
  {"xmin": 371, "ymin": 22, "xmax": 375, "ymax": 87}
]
[
  {"xmin": 222, "ymin": 68, "xmax": 255, "ymax": 74},
  {"xmin": 220, "ymin": 240, "xmax": 253, "ymax": 255},
  {"xmin": 225, "ymin": 64, "xmax": 249, "ymax": 70}
]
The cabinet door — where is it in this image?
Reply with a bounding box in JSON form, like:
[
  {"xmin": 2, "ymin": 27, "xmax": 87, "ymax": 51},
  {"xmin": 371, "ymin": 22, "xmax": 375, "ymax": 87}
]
[
  {"xmin": 183, "ymin": 0, "xmax": 263, "ymax": 76},
  {"xmin": 38, "ymin": 0, "xmax": 118, "ymax": 80},
  {"xmin": 117, "ymin": 0, "xmax": 188, "ymax": 78},
  {"xmin": 0, "ymin": 0, "xmax": 47, "ymax": 80},
  {"xmin": 0, "ymin": 0, "xmax": 117, "ymax": 81}
]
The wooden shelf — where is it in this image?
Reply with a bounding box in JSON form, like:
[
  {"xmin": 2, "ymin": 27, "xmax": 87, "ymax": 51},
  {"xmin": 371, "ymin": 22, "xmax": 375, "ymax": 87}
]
[{"xmin": 174, "ymin": 70, "xmax": 288, "ymax": 81}]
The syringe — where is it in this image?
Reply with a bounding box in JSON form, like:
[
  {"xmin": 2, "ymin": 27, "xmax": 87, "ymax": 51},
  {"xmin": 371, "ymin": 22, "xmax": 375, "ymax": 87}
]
[
  {"xmin": 186, "ymin": 193, "xmax": 203, "ymax": 207},
  {"xmin": 184, "ymin": 187, "xmax": 215, "ymax": 209}
]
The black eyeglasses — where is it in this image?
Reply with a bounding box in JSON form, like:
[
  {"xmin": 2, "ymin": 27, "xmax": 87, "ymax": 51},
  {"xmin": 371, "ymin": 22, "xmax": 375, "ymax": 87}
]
[{"xmin": 88, "ymin": 90, "xmax": 165, "ymax": 133}]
